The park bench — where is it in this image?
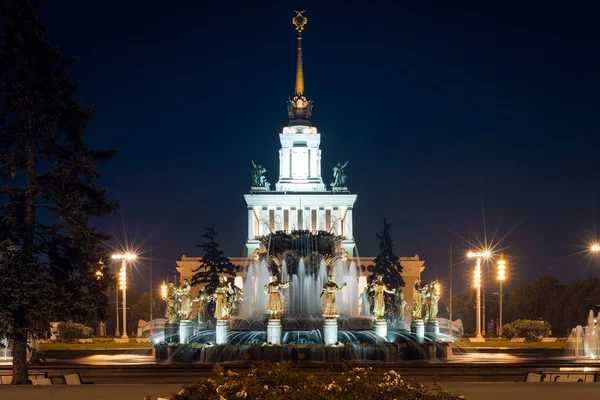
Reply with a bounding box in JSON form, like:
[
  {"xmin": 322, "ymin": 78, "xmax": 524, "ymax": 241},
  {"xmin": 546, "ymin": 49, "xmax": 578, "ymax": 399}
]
[
  {"xmin": 31, "ymin": 378, "xmax": 53, "ymax": 385},
  {"xmin": 525, "ymin": 371, "xmax": 596, "ymax": 382},
  {"xmin": 0, "ymin": 372, "xmax": 48, "ymax": 385},
  {"xmin": 60, "ymin": 372, "xmax": 93, "ymax": 385}
]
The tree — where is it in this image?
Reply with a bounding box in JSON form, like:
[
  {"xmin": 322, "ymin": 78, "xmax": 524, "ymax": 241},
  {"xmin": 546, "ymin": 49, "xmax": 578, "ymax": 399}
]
[
  {"xmin": 370, "ymin": 219, "xmax": 404, "ymax": 318},
  {"xmin": 0, "ymin": 0, "xmax": 118, "ymax": 383},
  {"xmin": 192, "ymin": 226, "xmax": 237, "ymax": 298},
  {"xmin": 130, "ymin": 292, "xmax": 166, "ymax": 328}
]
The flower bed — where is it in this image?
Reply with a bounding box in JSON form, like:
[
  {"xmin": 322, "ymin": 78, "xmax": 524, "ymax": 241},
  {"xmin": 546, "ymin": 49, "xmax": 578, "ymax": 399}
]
[{"xmin": 170, "ymin": 362, "xmax": 465, "ymax": 400}]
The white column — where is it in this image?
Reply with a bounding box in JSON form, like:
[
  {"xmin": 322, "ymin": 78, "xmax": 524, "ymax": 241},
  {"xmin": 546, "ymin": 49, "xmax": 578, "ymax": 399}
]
[
  {"xmin": 319, "ymin": 207, "xmax": 325, "ymax": 231},
  {"xmin": 305, "ymin": 207, "xmax": 310, "ymax": 231},
  {"xmin": 261, "ymin": 206, "xmax": 268, "ymax": 235},
  {"xmin": 247, "ymin": 207, "xmax": 254, "ymax": 239},
  {"xmin": 333, "ymin": 207, "xmax": 339, "ymax": 234},
  {"xmin": 346, "ymin": 207, "xmax": 353, "ymax": 240}
]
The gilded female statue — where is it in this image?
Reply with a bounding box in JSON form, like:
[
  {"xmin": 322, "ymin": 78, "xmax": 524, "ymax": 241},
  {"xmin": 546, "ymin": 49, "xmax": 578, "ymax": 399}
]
[
  {"xmin": 395, "ymin": 290, "xmax": 409, "ymax": 323},
  {"xmin": 209, "ymin": 276, "xmax": 234, "ymax": 320},
  {"xmin": 368, "ymin": 274, "xmax": 397, "ymax": 320},
  {"xmin": 320, "ymin": 275, "xmax": 347, "ymax": 319},
  {"xmin": 424, "ymin": 280, "xmax": 440, "ymax": 323},
  {"xmin": 264, "ymin": 276, "xmax": 292, "ymax": 319},
  {"xmin": 178, "ymin": 279, "xmax": 193, "ymax": 320},
  {"xmin": 164, "ymin": 283, "xmax": 180, "ymax": 324},
  {"xmin": 411, "ymin": 279, "xmax": 427, "ymax": 322},
  {"xmin": 192, "ymin": 285, "xmax": 209, "ymax": 325}
]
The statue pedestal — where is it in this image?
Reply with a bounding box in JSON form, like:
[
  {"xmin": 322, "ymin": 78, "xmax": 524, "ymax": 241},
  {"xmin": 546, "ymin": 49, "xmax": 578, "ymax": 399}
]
[
  {"xmin": 411, "ymin": 320, "xmax": 425, "ymax": 344},
  {"xmin": 323, "ymin": 319, "xmax": 338, "ymax": 346},
  {"xmin": 374, "ymin": 319, "xmax": 388, "ymax": 339},
  {"xmin": 216, "ymin": 319, "xmax": 230, "ymax": 345},
  {"xmin": 164, "ymin": 322, "xmax": 179, "ymax": 344},
  {"xmin": 267, "ymin": 319, "xmax": 282, "ymax": 345},
  {"xmin": 179, "ymin": 320, "xmax": 193, "ymax": 344},
  {"xmin": 425, "ymin": 320, "xmax": 440, "ymax": 342}
]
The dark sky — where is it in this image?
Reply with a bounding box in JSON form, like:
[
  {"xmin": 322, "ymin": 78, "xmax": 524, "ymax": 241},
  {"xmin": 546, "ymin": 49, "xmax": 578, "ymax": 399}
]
[{"xmin": 42, "ymin": 1, "xmax": 600, "ymax": 293}]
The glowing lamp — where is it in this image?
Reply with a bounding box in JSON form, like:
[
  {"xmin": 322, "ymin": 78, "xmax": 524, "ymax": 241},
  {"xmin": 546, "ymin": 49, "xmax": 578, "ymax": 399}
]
[
  {"xmin": 160, "ymin": 282, "xmax": 168, "ymax": 299},
  {"xmin": 592, "ymin": 244, "xmax": 600, "ymax": 252},
  {"xmin": 119, "ymin": 266, "xmax": 127, "ymax": 290},
  {"xmin": 112, "ymin": 253, "xmax": 137, "ymax": 260},
  {"xmin": 497, "ymin": 258, "xmax": 506, "ymax": 281},
  {"xmin": 473, "ymin": 265, "xmax": 481, "ymax": 288},
  {"xmin": 433, "ymin": 282, "xmax": 441, "ymax": 297}
]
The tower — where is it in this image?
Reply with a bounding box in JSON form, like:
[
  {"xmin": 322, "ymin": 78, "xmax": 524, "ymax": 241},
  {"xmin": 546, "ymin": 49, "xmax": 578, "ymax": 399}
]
[{"xmin": 244, "ymin": 11, "xmax": 357, "ymax": 257}]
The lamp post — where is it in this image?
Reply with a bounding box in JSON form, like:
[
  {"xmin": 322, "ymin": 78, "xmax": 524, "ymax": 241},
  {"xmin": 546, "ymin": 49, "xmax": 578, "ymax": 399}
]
[
  {"xmin": 112, "ymin": 253, "xmax": 136, "ymax": 339},
  {"xmin": 592, "ymin": 244, "xmax": 600, "ymax": 253},
  {"xmin": 497, "ymin": 254, "xmax": 506, "ymax": 336},
  {"xmin": 468, "ymin": 251, "xmax": 491, "ymax": 338}
]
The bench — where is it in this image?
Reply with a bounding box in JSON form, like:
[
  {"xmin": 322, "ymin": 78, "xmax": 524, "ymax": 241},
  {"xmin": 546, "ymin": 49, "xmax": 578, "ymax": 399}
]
[
  {"xmin": 31, "ymin": 378, "xmax": 53, "ymax": 385},
  {"xmin": 60, "ymin": 372, "xmax": 93, "ymax": 385},
  {"xmin": 0, "ymin": 372, "xmax": 48, "ymax": 385},
  {"xmin": 525, "ymin": 371, "xmax": 597, "ymax": 383}
]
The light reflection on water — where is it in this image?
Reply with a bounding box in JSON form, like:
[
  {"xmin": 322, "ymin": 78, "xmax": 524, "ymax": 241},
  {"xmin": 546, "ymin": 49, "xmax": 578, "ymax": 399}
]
[{"xmin": 49, "ymin": 354, "xmax": 156, "ymax": 365}]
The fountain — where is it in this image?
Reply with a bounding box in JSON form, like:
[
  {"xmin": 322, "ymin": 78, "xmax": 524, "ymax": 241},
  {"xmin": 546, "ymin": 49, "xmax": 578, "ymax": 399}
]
[
  {"xmin": 156, "ymin": 230, "xmax": 450, "ymax": 363},
  {"xmin": 569, "ymin": 310, "xmax": 600, "ymax": 359}
]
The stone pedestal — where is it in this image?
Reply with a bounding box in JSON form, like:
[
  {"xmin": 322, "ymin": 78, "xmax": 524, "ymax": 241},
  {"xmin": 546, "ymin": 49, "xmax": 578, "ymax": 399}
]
[
  {"xmin": 374, "ymin": 319, "xmax": 388, "ymax": 339},
  {"xmin": 323, "ymin": 319, "xmax": 338, "ymax": 346},
  {"xmin": 267, "ymin": 319, "xmax": 282, "ymax": 344},
  {"xmin": 425, "ymin": 320, "xmax": 440, "ymax": 342},
  {"xmin": 179, "ymin": 320, "xmax": 193, "ymax": 344},
  {"xmin": 216, "ymin": 319, "xmax": 230, "ymax": 345},
  {"xmin": 411, "ymin": 320, "xmax": 425, "ymax": 344},
  {"xmin": 164, "ymin": 322, "xmax": 179, "ymax": 344}
]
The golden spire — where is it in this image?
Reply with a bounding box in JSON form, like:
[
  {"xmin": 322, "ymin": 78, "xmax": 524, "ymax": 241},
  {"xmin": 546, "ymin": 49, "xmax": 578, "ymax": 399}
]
[{"xmin": 292, "ymin": 10, "xmax": 307, "ymax": 96}]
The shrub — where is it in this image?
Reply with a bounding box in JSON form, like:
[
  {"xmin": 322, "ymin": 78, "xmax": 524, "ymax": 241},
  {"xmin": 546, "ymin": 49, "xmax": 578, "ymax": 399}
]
[
  {"xmin": 502, "ymin": 319, "xmax": 551, "ymax": 341},
  {"xmin": 170, "ymin": 362, "xmax": 465, "ymax": 400},
  {"xmin": 56, "ymin": 321, "xmax": 94, "ymax": 342}
]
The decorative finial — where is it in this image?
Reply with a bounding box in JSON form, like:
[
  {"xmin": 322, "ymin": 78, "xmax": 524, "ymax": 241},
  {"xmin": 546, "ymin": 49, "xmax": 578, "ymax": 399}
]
[
  {"xmin": 287, "ymin": 10, "xmax": 312, "ymax": 126},
  {"xmin": 292, "ymin": 10, "xmax": 307, "ymax": 33}
]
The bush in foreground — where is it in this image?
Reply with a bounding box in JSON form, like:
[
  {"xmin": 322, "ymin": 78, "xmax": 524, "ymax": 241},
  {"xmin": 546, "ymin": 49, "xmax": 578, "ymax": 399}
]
[
  {"xmin": 170, "ymin": 362, "xmax": 465, "ymax": 400},
  {"xmin": 502, "ymin": 319, "xmax": 551, "ymax": 341}
]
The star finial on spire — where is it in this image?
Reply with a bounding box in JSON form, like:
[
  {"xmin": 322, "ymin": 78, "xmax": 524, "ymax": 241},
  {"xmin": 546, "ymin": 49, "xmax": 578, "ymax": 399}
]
[{"xmin": 292, "ymin": 10, "xmax": 307, "ymax": 33}]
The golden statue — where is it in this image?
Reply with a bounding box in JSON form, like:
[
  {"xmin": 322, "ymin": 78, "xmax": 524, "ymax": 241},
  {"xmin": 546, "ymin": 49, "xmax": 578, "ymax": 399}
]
[
  {"xmin": 264, "ymin": 276, "xmax": 292, "ymax": 319},
  {"xmin": 209, "ymin": 276, "xmax": 234, "ymax": 320},
  {"xmin": 320, "ymin": 275, "xmax": 347, "ymax": 319},
  {"xmin": 177, "ymin": 279, "xmax": 193, "ymax": 320},
  {"xmin": 424, "ymin": 280, "xmax": 441, "ymax": 323},
  {"xmin": 192, "ymin": 285, "xmax": 209, "ymax": 325},
  {"xmin": 368, "ymin": 274, "xmax": 397, "ymax": 320},
  {"xmin": 411, "ymin": 279, "xmax": 427, "ymax": 322}
]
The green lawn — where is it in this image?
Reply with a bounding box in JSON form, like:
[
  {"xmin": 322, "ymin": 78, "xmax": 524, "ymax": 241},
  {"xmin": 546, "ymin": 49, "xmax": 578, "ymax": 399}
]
[
  {"xmin": 38, "ymin": 342, "xmax": 153, "ymax": 350},
  {"xmin": 451, "ymin": 339, "xmax": 567, "ymax": 349}
]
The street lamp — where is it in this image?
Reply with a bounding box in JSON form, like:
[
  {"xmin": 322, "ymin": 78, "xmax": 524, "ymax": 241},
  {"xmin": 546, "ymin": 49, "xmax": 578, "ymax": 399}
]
[
  {"xmin": 468, "ymin": 250, "xmax": 491, "ymax": 338},
  {"xmin": 161, "ymin": 281, "xmax": 168, "ymax": 299},
  {"xmin": 112, "ymin": 253, "xmax": 136, "ymax": 340},
  {"xmin": 591, "ymin": 244, "xmax": 600, "ymax": 252},
  {"xmin": 497, "ymin": 254, "xmax": 506, "ymax": 336}
]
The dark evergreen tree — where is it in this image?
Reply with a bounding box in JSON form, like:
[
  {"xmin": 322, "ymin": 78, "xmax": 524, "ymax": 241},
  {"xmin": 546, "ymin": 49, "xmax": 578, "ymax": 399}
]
[
  {"xmin": 370, "ymin": 219, "xmax": 405, "ymax": 318},
  {"xmin": 0, "ymin": 0, "xmax": 118, "ymax": 383},
  {"xmin": 192, "ymin": 226, "xmax": 237, "ymax": 296}
]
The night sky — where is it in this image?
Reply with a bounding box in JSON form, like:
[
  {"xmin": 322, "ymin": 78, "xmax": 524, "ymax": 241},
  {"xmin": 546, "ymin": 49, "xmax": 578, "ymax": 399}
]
[{"xmin": 42, "ymin": 1, "xmax": 600, "ymax": 293}]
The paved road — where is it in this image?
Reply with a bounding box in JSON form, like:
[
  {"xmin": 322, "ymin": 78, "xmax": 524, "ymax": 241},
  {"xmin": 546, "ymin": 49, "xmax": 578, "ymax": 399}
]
[{"xmin": 1, "ymin": 382, "xmax": 599, "ymax": 400}]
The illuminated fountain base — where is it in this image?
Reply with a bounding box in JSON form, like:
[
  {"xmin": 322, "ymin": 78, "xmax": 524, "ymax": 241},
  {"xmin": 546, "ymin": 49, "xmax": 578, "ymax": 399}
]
[
  {"xmin": 216, "ymin": 320, "xmax": 230, "ymax": 345},
  {"xmin": 411, "ymin": 320, "xmax": 425, "ymax": 344},
  {"xmin": 179, "ymin": 320, "xmax": 193, "ymax": 344},
  {"xmin": 267, "ymin": 319, "xmax": 282, "ymax": 345},
  {"xmin": 374, "ymin": 319, "xmax": 388, "ymax": 339},
  {"xmin": 164, "ymin": 322, "xmax": 179, "ymax": 344},
  {"xmin": 323, "ymin": 319, "xmax": 338, "ymax": 345},
  {"xmin": 425, "ymin": 320, "xmax": 440, "ymax": 342}
]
